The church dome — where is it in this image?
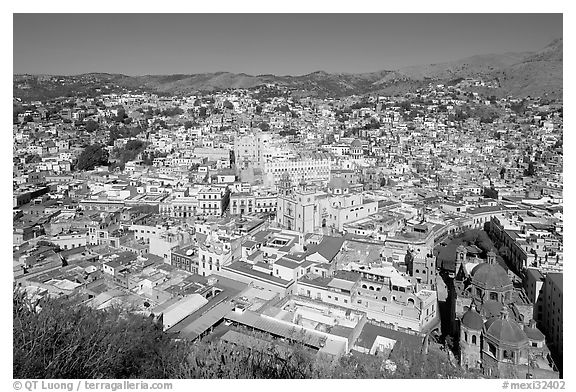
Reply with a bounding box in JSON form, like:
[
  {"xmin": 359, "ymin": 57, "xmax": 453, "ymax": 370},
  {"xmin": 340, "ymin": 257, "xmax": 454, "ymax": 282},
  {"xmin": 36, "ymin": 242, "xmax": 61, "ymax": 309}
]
[
  {"xmin": 484, "ymin": 310, "xmax": 528, "ymax": 346},
  {"xmin": 524, "ymin": 321, "xmax": 545, "ymax": 342},
  {"xmin": 328, "ymin": 177, "xmax": 350, "ymax": 190},
  {"xmin": 350, "ymin": 139, "xmax": 363, "ymax": 148},
  {"xmin": 462, "ymin": 308, "xmax": 484, "ymax": 330},
  {"xmin": 471, "ymin": 262, "xmax": 511, "ymax": 290}
]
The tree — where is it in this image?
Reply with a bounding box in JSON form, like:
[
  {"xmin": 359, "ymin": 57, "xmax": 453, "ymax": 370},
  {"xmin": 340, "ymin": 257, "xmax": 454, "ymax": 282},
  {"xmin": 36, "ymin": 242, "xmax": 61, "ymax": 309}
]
[
  {"xmin": 125, "ymin": 140, "xmax": 145, "ymax": 151},
  {"xmin": 114, "ymin": 140, "xmax": 147, "ymax": 164},
  {"xmin": 258, "ymin": 122, "xmax": 270, "ymax": 131},
  {"xmin": 25, "ymin": 154, "xmax": 42, "ymax": 164},
  {"xmin": 399, "ymin": 101, "xmax": 411, "ymax": 111},
  {"xmin": 161, "ymin": 107, "xmax": 184, "ymax": 117},
  {"xmin": 113, "ymin": 107, "xmax": 127, "ymax": 122},
  {"xmin": 553, "ymin": 139, "xmax": 562, "ymax": 149},
  {"xmin": 14, "ymin": 289, "xmax": 481, "ymax": 379},
  {"xmin": 444, "ymin": 335, "xmax": 455, "ymax": 362},
  {"xmin": 85, "ymin": 119, "xmax": 99, "ymax": 132},
  {"xmin": 276, "ymin": 104, "xmax": 290, "ymax": 113},
  {"xmin": 153, "ymin": 119, "xmax": 167, "ymax": 129},
  {"xmin": 13, "ymin": 289, "xmax": 186, "ymax": 379},
  {"xmin": 524, "ymin": 161, "xmax": 536, "ymax": 177},
  {"xmin": 76, "ymin": 144, "xmax": 108, "ymax": 171}
]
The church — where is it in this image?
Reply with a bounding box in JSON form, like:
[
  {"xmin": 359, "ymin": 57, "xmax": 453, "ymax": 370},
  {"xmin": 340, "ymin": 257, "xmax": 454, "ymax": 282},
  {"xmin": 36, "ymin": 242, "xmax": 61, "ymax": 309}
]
[
  {"xmin": 454, "ymin": 245, "xmax": 559, "ymax": 378},
  {"xmin": 275, "ymin": 172, "xmax": 378, "ymax": 234}
]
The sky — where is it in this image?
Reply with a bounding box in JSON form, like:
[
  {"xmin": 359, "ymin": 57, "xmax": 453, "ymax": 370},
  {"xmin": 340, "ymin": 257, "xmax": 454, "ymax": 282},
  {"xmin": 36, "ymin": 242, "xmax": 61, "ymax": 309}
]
[{"xmin": 13, "ymin": 13, "xmax": 562, "ymax": 76}]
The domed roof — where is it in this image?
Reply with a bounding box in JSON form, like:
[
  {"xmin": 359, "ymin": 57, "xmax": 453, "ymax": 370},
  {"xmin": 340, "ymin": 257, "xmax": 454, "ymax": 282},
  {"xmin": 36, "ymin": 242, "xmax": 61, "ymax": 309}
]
[
  {"xmin": 484, "ymin": 312, "xmax": 528, "ymax": 345},
  {"xmin": 462, "ymin": 308, "xmax": 484, "ymax": 330},
  {"xmin": 350, "ymin": 138, "xmax": 363, "ymax": 148},
  {"xmin": 328, "ymin": 177, "xmax": 350, "ymax": 190},
  {"xmin": 524, "ymin": 325, "xmax": 545, "ymax": 341},
  {"xmin": 471, "ymin": 262, "xmax": 511, "ymax": 290}
]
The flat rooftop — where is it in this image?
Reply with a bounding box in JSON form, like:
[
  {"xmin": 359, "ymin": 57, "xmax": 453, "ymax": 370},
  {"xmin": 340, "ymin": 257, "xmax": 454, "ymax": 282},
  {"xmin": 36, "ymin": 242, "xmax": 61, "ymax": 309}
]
[{"xmin": 224, "ymin": 261, "xmax": 293, "ymax": 287}]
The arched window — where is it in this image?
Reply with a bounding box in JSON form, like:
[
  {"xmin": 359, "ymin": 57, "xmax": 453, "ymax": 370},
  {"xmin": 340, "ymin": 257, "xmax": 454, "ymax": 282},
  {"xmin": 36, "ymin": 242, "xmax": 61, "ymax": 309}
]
[
  {"xmin": 362, "ymin": 284, "xmax": 367, "ymax": 289},
  {"xmin": 472, "ymin": 335, "xmax": 477, "ymax": 345},
  {"xmin": 415, "ymin": 269, "xmax": 419, "ymax": 274},
  {"xmin": 407, "ymin": 298, "xmax": 415, "ymax": 306},
  {"xmin": 369, "ymin": 286, "xmax": 374, "ymax": 291},
  {"xmin": 382, "ymin": 296, "xmax": 387, "ymax": 301}
]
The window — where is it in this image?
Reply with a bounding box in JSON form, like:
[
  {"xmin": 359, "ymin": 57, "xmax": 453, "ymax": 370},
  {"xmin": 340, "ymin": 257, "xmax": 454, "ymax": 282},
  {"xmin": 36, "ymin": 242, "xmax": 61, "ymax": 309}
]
[
  {"xmin": 488, "ymin": 343, "xmax": 496, "ymax": 356},
  {"xmin": 503, "ymin": 350, "xmax": 513, "ymax": 360},
  {"xmin": 464, "ymin": 332, "xmax": 468, "ymax": 342}
]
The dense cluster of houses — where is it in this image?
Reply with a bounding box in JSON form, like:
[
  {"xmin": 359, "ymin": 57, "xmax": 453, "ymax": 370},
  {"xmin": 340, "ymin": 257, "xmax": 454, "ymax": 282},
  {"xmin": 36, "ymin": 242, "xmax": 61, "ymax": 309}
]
[{"xmin": 13, "ymin": 80, "xmax": 562, "ymax": 377}]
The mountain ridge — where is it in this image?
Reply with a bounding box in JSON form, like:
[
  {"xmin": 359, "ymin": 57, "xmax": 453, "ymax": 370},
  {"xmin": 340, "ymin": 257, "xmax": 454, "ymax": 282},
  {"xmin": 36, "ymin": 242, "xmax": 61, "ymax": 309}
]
[{"xmin": 14, "ymin": 38, "xmax": 562, "ymax": 100}]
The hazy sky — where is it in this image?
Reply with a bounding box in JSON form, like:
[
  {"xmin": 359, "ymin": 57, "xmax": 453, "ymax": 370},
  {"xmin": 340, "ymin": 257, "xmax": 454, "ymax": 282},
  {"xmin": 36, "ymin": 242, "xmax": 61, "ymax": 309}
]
[{"xmin": 13, "ymin": 14, "xmax": 562, "ymax": 76}]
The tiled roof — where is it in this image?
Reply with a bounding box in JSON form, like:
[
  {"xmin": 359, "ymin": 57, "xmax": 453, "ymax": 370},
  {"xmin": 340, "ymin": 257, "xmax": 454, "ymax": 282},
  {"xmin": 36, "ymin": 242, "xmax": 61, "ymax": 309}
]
[{"xmin": 307, "ymin": 235, "xmax": 344, "ymax": 262}]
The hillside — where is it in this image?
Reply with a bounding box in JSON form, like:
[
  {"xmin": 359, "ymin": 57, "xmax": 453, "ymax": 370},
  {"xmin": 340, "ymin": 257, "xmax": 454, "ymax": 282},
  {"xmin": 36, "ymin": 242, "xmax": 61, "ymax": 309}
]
[
  {"xmin": 495, "ymin": 38, "xmax": 563, "ymax": 98},
  {"xmin": 13, "ymin": 39, "xmax": 562, "ymax": 100},
  {"xmin": 377, "ymin": 52, "xmax": 529, "ymax": 83}
]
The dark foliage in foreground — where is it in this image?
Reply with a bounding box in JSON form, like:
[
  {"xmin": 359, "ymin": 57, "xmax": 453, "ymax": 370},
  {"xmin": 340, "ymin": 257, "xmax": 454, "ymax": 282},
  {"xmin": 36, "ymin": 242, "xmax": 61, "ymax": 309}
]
[{"xmin": 14, "ymin": 289, "xmax": 480, "ymax": 379}]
